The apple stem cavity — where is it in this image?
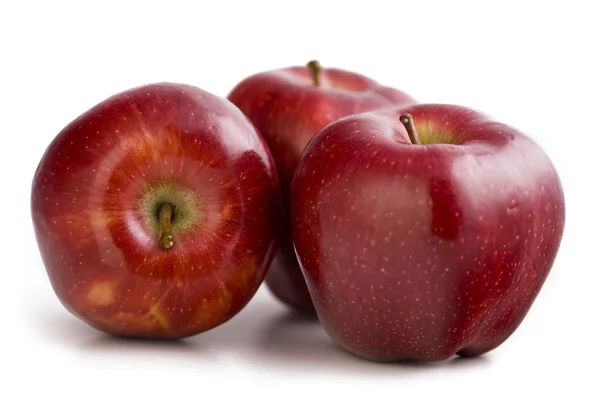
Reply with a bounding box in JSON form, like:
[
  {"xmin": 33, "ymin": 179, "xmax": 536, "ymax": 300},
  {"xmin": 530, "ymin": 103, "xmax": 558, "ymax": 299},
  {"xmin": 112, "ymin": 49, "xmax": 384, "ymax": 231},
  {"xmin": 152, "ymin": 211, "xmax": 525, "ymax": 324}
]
[
  {"xmin": 307, "ymin": 60, "xmax": 322, "ymax": 87},
  {"xmin": 159, "ymin": 203, "xmax": 175, "ymax": 250},
  {"xmin": 400, "ymin": 114, "xmax": 421, "ymax": 145}
]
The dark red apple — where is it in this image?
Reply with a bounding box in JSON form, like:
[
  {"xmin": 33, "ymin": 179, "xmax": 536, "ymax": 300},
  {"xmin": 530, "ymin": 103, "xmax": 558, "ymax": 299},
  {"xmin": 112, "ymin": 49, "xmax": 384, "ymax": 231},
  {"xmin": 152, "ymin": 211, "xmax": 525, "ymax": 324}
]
[
  {"xmin": 290, "ymin": 104, "xmax": 565, "ymax": 361},
  {"xmin": 31, "ymin": 83, "xmax": 282, "ymax": 339},
  {"xmin": 228, "ymin": 61, "xmax": 417, "ymax": 313}
]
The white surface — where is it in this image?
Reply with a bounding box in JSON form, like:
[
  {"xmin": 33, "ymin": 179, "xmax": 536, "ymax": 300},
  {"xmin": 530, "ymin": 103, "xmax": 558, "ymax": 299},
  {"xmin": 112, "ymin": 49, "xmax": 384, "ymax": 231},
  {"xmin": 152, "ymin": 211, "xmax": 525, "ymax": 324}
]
[{"xmin": 1, "ymin": 0, "xmax": 598, "ymax": 412}]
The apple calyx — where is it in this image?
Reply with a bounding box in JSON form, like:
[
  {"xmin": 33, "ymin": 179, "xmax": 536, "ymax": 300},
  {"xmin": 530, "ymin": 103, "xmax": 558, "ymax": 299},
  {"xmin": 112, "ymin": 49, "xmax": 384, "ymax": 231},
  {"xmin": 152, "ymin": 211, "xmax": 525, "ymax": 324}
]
[
  {"xmin": 307, "ymin": 60, "xmax": 322, "ymax": 87},
  {"xmin": 158, "ymin": 203, "xmax": 175, "ymax": 249},
  {"xmin": 399, "ymin": 114, "xmax": 421, "ymax": 145}
]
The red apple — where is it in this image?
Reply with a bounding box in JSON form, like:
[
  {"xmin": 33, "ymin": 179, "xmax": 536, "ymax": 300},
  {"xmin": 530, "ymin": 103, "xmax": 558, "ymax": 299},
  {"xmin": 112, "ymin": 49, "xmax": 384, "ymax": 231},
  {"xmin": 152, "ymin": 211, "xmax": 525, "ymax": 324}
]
[
  {"xmin": 228, "ymin": 61, "xmax": 417, "ymax": 313},
  {"xmin": 31, "ymin": 83, "xmax": 282, "ymax": 339},
  {"xmin": 290, "ymin": 104, "xmax": 565, "ymax": 361}
]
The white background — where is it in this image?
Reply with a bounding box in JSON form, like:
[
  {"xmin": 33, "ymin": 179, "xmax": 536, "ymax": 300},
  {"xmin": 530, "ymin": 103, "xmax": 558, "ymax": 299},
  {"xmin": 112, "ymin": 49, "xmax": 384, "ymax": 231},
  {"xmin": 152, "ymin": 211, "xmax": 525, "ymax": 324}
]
[{"xmin": 1, "ymin": 0, "xmax": 598, "ymax": 411}]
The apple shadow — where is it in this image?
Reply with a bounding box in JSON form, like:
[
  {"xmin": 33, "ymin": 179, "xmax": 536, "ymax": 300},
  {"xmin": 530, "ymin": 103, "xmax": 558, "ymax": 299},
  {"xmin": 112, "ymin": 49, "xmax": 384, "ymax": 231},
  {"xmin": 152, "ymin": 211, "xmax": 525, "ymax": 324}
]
[
  {"xmin": 28, "ymin": 292, "xmax": 492, "ymax": 375},
  {"xmin": 28, "ymin": 305, "xmax": 207, "ymax": 360},
  {"xmin": 255, "ymin": 311, "xmax": 491, "ymax": 375},
  {"xmin": 193, "ymin": 294, "xmax": 492, "ymax": 375}
]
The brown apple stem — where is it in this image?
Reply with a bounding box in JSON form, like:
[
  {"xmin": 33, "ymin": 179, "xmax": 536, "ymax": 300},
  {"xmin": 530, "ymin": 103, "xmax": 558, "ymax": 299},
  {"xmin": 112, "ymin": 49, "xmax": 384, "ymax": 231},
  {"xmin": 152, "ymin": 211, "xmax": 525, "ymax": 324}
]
[
  {"xmin": 307, "ymin": 60, "xmax": 322, "ymax": 87},
  {"xmin": 399, "ymin": 114, "xmax": 421, "ymax": 145},
  {"xmin": 159, "ymin": 203, "xmax": 174, "ymax": 250}
]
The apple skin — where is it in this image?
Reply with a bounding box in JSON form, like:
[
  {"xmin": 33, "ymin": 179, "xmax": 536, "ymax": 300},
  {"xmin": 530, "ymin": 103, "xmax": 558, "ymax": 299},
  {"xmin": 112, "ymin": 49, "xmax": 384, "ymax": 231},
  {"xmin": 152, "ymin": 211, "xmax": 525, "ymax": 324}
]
[
  {"xmin": 290, "ymin": 104, "xmax": 565, "ymax": 361},
  {"xmin": 228, "ymin": 63, "xmax": 417, "ymax": 313},
  {"xmin": 31, "ymin": 83, "xmax": 282, "ymax": 339}
]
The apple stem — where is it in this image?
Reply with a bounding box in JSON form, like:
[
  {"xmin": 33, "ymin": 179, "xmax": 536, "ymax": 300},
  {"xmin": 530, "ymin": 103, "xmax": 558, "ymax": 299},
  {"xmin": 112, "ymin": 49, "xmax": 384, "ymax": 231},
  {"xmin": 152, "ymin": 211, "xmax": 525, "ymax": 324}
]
[
  {"xmin": 307, "ymin": 60, "xmax": 322, "ymax": 87},
  {"xmin": 159, "ymin": 203, "xmax": 174, "ymax": 250},
  {"xmin": 400, "ymin": 114, "xmax": 421, "ymax": 145}
]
